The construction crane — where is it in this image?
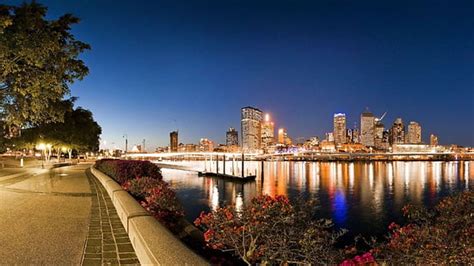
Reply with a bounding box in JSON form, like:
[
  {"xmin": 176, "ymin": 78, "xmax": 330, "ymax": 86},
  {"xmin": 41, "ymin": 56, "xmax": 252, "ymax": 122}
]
[{"xmin": 375, "ymin": 111, "xmax": 387, "ymax": 123}]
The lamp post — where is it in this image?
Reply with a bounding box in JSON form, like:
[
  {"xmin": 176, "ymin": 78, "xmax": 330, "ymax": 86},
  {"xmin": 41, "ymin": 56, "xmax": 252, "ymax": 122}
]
[{"xmin": 123, "ymin": 134, "xmax": 128, "ymax": 155}]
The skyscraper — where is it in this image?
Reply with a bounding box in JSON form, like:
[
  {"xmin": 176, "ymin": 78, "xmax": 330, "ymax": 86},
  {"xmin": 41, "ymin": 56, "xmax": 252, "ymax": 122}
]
[
  {"xmin": 333, "ymin": 113, "xmax": 347, "ymax": 145},
  {"xmin": 430, "ymin": 134, "xmax": 439, "ymax": 146},
  {"xmin": 278, "ymin": 128, "xmax": 292, "ymax": 145},
  {"xmin": 169, "ymin": 131, "xmax": 178, "ymax": 152},
  {"xmin": 360, "ymin": 110, "xmax": 375, "ymax": 147},
  {"xmin": 261, "ymin": 113, "xmax": 275, "ymax": 148},
  {"xmin": 390, "ymin": 118, "xmax": 405, "ymax": 144},
  {"xmin": 374, "ymin": 121, "xmax": 385, "ymax": 149},
  {"xmin": 346, "ymin": 128, "xmax": 353, "ymax": 143},
  {"xmin": 352, "ymin": 127, "xmax": 360, "ymax": 144},
  {"xmin": 199, "ymin": 138, "xmax": 214, "ymax": 152},
  {"xmin": 407, "ymin": 121, "xmax": 422, "ymax": 144},
  {"xmin": 241, "ymin": 106, "xmax": 263, "ymax": 151},
  {"xmin": 325, "ymin": 132, "xmax": 334, "ymax": 142},
  {"xmin": 226, "ymin": 127, "xmax": 239, "ymax": 146}
]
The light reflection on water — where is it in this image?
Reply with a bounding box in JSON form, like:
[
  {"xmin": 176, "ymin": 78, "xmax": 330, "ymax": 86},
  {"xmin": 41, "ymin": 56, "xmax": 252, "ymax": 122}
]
[{"xmin": 161, "ymin": 161, "xmax": 473, "ymax": 238}]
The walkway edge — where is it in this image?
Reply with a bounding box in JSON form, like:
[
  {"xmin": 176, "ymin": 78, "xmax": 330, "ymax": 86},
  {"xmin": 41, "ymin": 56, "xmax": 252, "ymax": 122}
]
[{"xmin": 90, "ymin": 166, "xmax": 208, "ymax": 265}]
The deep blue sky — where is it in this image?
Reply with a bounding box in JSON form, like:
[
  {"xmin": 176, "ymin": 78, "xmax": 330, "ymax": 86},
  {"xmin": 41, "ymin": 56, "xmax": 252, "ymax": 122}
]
[{"xmin": 8, "ymin": 0, "xmax": 474, "ymax": 149}]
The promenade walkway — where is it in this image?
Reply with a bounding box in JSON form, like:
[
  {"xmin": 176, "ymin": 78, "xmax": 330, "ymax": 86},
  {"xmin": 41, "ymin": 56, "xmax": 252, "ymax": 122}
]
[{"xmin": 0, "ymin": 164, "xmax": 139, "ymax": 265}]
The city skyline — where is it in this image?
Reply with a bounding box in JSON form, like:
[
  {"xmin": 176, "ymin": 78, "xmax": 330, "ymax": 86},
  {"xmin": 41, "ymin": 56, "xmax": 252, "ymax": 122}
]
[
  {"xmin": 143, "ymin": 106, "xmax": 458, "ymax": 153},
  {"xmin": 8, "ymin": 0, "xmax": 473, "ymax": 149}
]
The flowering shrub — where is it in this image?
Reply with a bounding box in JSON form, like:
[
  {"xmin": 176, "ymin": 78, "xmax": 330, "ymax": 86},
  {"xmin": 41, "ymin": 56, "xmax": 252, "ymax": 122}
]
[
  {"xmin": 339, "ymin": 252, "xmax": 376, "ymax": 265},
  {"xmin": 95, "ymin": 159, "xmax": 162, "ymax": 184},
  {"xmin": 195, "ymin": 195, "xmax": 345, "ymax": 265},
  {"xmin": 122, "ymin": 176, "xmax": 163, "ymax": 201},
  {"xmin": 372, "ymin": 191, "xmax": 474, "ymax": 264},
  {"xmin": 95, "ymin": 160, "xmax": 183, "ymax": 231},
  {"xmin": 121, "ymin": 176, "xmax": 184, "ymax": 230}
]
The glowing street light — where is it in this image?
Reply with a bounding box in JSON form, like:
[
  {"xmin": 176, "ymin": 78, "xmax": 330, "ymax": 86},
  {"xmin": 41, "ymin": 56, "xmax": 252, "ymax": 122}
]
[
  {"xmin": 36, "ymin": 143, "xmax": 46, "ymax": 150},
  {"xmin": 36, "ymin": 142, "xmax": 47, "ymax": 168}
]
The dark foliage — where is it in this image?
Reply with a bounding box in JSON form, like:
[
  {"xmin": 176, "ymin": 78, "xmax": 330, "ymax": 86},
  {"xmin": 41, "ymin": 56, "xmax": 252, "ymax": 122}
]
[{"xmin": 95, "ymin": 159, "xmax": 162, "ymax": 184}]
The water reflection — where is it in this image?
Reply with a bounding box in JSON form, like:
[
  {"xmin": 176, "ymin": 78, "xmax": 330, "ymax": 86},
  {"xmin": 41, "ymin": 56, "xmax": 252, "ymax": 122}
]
[{"xmin": 162, "ymin": 161, "xmax": 474, "ymax": 238}]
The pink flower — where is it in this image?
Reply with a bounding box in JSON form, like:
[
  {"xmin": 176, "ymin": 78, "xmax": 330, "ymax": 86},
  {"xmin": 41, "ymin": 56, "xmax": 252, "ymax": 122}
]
[
  {"xmin": 204, "ymin": 229, "xmax": 214, "ymax": 242},
  {"xmin": 339, "ymin": 259, "xmax": 356, "ymax": 266},
  {"xmin": 388, "ymin": 222, "xmax": 399, "ymax": 230}
]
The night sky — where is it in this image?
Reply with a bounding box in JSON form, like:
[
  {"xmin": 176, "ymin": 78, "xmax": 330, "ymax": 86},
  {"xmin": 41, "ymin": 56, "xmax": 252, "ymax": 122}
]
[{"xmin": 7, "ymin": 0, "xmax": 474, "ymax": 149}]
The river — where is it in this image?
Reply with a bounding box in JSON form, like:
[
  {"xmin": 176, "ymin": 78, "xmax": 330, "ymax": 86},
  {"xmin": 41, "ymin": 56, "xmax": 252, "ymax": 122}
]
[{"xmin": 160, "ymin": 160, "xmax": 473, "ymax": 240}]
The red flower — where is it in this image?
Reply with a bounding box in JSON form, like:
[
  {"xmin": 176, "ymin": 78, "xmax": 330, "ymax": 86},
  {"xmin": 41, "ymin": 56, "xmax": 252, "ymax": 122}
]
[
  {"xmin": 204, "ymin": 229, "xmax": 214, "ymax": 242},
  {"xmin": 388, "ymin": 222, "xmax": 399, "ymax": 231}
]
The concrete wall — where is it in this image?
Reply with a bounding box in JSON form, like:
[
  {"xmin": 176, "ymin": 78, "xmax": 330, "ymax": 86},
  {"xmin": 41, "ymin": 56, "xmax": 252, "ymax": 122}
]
[{"xmin": 90, "ymin": 166, "xmax": 208, "ymax": 265}]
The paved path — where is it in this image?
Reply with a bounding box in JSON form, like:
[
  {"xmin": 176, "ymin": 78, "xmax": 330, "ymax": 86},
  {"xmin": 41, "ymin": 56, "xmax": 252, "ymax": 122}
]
[
  {"xmin": 0, "ymin": 164, "xmax": 138, "ymax": 265},
  {"xmin": 83, "ymin": 169, "xmax": 139, "ymax": 265}
]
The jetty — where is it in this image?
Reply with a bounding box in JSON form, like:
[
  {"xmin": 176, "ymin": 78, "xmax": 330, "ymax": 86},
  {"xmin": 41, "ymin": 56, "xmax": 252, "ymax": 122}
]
[{"xmin": 153, "ymin": 154, "xmax": 257, "ymax": 182}]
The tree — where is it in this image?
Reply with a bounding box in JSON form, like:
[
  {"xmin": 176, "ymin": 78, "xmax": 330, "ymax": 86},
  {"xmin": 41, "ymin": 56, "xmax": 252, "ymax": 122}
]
[
  {"xmin": 0, "ymin": 2, "xmax": 90, "ymax": 128},
  {"xmin": 14, "ymin": 102, "xmax": 102, "ymax": 158}
]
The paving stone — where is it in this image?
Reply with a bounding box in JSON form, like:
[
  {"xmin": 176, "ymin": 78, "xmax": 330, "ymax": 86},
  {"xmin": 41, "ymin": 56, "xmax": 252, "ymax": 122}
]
[
  {"xmin": 84, "ymin": 253, "xmax": 102, "ymax": 259},
  {"xmin": 103, "ymin": 251, "xmax": 118, "ymax": 259},
  {"xmin": 103, "ymin": 238, "xmax": 115, "ymax": 245},
  {"xmin": 115, "ymin": 238, "xmax": 130, "ymax": 244},
  {"xmin": 103, "ymin": 244, "xmax": 116, "ymax": 252},
  {"xmin": 113, "ymin": 229, "xmax": 127, "ymax": 235},
  {"xmin": 118, "ymin": 253, "xmax": 138, "ymax": 259},
  {"xmin": 119, "ymin": 258, "xmax": 140, "ymax": 264},
  {"xmin": 85, "ymin": 245, "xmax": 102, "ymax": 254},
  {"xmin": 102, "ymin": 258, "xmax": 119, "ymax": 265},
  {"xmin": 87, "ymin": 239, "xmax": 101, "ymax": 246},
  {"xmin": 82, "ymin": 258, "xmax": 102, "ymax": 266},
  {"xmin": 117, "ymin": 244, "xmax": 134, "ymax": 253}
]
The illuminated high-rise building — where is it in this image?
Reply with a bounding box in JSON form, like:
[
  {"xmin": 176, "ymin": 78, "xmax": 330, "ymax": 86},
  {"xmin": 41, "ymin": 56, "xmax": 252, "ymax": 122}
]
[
  {"xmin": 226, "ymin": 127, "xmax": 239, "ymax": 146},
  {"xmin": 199, "ymin": 138, "xmax": 214, "ymax": 152},
  {"xmin": 374, "ymin": 121, "xmax": 389, "ymax": 150},
  {"xmin": 430, "ymin": 134, "xmax": 439, "ymax": 146},
  {"xmin": 374, "ymin": 121, "xmax": 384, "ymax": 149},
  {"xmin": 346, "ymin": 128, "xmax": 353, "ymax": 143},
  {"xmin": 333, "ymin": 113, "xmax": 347, "ymax": 145},
  {"xmin": 278, "ymin": 128, "xmax": 285, "ymax": 144},
  {"xmin": 325, "ymin": 132, "xmax": 334, "ymax": 142},
  {"xmin": 406, "ymin": 121, "xmax": 422, "ymax": 144},
  {"xmin": 261, "ymin": 113, "xmax": 275, "ymax": 148},
  {"xmin": 389, "ymin": 118, "xmax": 405, "ymax": 145},
  {"xmin": 170, "ymin": 131, "xmax": 178, "ymax": 152},
  {"xmin": 360, "ymin": 110, "xmax": 375, "ymax": 147},
  {"xmin": 278, "ymin": 128, "xmax": 292, "ymax": 145},
  {"xmin": 352, "ymin": 127, "xmax": 360, "ymax": 143},
  {"xmin": 241, "ymin": 106, "xmax": 263, "ymax": 151}
]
